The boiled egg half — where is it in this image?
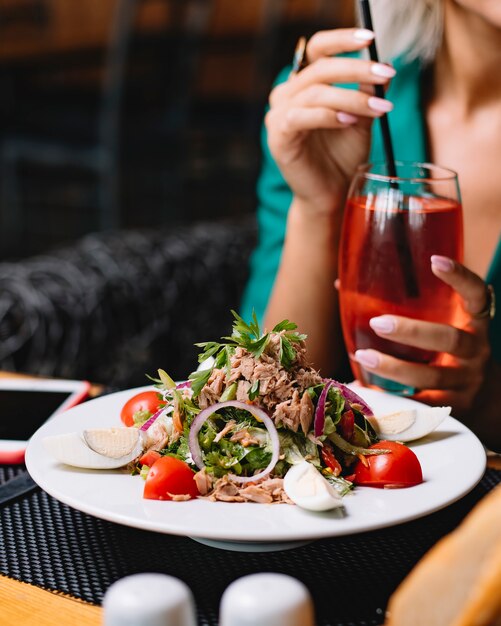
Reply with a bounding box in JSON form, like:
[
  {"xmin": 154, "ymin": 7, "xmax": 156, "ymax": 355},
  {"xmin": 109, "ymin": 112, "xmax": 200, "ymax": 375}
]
[
  {"xmin": 43, "ymin": 427, "xmax": 145, "ymax": 469},
  {"xmin": 368, "ymin": 406, "xmax": 450, "ymax": 442},
  {"xmin": 284, "ymin": 461, "xmax": 343, "ymax": 511}
]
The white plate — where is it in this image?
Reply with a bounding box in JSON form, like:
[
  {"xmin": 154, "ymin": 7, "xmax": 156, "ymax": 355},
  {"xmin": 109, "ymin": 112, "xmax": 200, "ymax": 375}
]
[{"xmin": 26, "ymin": 386, "xmax": 486, "ymax": 545}]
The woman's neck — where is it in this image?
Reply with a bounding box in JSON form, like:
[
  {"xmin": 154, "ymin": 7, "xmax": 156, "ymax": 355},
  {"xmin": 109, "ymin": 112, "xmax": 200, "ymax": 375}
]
[{"xmin": 433, "ymin": 0, "xmax": 501, "ymax": 113}]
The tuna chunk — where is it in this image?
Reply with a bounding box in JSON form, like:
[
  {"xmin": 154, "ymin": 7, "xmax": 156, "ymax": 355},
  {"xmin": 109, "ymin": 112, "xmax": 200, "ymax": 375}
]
[
  {"xmin": 209, "ymin": 475, "xmax": 245, "ymax": 502},
  {"xmin": 299, "ymin": 391, "xmax": 314, "ymax": 435},
  {"xmin": 196, "ymin": 336, "xmax": 322, "ymax": 435},
  {"xmin": 194, "ymin": 468, "xmax": 213, "ymax": 496},
  {"xmin": 274, "ymin": 389, "xmax": 302, "ymax": 432},
  {"xmin": 236, "ymin": 380, "xmax": 251, "ymax": 402},
  {"xmin": 239, "ymin": 485, "xmax": 273, "ymax": 504}
]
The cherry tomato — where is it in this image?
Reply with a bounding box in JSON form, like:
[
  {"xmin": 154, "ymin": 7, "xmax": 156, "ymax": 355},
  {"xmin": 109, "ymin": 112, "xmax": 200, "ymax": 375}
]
[
  {"xmin": 143, "ymin": 456, "xmax": 199, "ymax": 500},
  {"xmin": 321, "ymin": 442, "xmax": 342, "ymax": 476},
  {"xmin": 353, "ymin": 441, "xmax": 423, "ymax": 488},
  {"xmin": 139, "ymin": 450, "xmax": 162, "ymax": 467},
  {"xmin": 120, "ymin": 391, "xmax": 164, "ymax": 427}
]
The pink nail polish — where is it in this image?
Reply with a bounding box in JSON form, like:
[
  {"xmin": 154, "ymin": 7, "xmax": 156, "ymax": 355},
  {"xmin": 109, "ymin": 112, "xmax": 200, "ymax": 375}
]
[
  {"xmin": 371, "ymin": 63, "xmax": 396, "ymax": 78},
  {"xmin": 368, "ymin": 97, "xmax": 394, "ymax": 113},
  {"xmin": 369, "ymin": 316, "xmax": 395, "ymax": 334},
  {"xmin": 353, "ymin": 29, "xmax": 374, "ymax": 42},
  {"xmin": 336, "ymin": 111, "xmax": 358, "ymax": 125},
  {"xmin": 431, "ymin": 255, "xmax": 454, "ymax": 272},
  {"xmin": 354, "ymin": 350, "xmax": 380, "ymax": 369}
]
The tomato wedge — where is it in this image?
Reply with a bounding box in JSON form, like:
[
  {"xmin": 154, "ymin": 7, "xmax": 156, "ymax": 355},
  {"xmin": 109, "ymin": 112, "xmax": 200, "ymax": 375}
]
[
  {"xmin": 143, "ymin": 456, "xmax": 199, "ymax": 500},
  {"xmin": 338, "ymin": 409, "xmax": 355, "ymax": 441},
  {"xmin": 353, "ymin": 441, "xmax": 423, "ymax": 488},
  {"xmin": 139, "ymin": 450, "xmax": 162, "ymax": 467},
  {"xmin": 120, "ymin": 391, "xmax": 164, "ymax": 427}
]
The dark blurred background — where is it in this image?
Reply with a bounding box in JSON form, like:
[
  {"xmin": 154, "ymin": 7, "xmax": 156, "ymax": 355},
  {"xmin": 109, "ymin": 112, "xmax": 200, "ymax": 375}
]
[
  {"xmin": 0, "ymin": 0, "xmax": 354, "ymax": 386},
  {"xmin": 0, "ymin": 0, "xmax": 354, "ymax": 259}
]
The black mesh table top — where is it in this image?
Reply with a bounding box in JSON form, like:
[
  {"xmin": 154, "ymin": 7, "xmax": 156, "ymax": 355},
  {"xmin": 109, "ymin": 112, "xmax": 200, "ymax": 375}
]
[{"xmin": 1, "ymin": 464, "xmax": 500, "ymax": 626}]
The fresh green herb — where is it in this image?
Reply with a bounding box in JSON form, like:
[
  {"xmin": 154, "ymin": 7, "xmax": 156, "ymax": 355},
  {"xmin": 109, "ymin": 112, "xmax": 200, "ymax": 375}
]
[
  {"xmin": 190, "ymin": 311, "xmax": 307, "ymax": 397},
  {"xmin": 145, "ymin": 368, "xmax": 177, "ymax": 391},
  {"xmin": 322, "ymin": 472, "xmax": 354, "ymax": 496},
  {"xmin": 188, "ymin": 368, "xmax": 212, "ymax": 398},
  {"xmin": 133, "ymin": 409, "xmax": 152, "ymax": 426},
  {"xmin": 220, "ymin": 382, "xmax": 237, "ymax": 402},
  {"xmin": 244, "ymin": 448, "xmax": 272, "ymax": 471},
  {"xmin": 353, "ymin": 407, "xmax": 379, "ymax": 444},
  {"xmin": 329, "ymin": 432, "xmax": 391, "ymax": 456},
  {"xmin": 248, "ymin": 380, "xmax": 260, "ymax": 401},
  {"xmin": 279, "ymin": 431, "xmax": 320, "ymax": 467}
]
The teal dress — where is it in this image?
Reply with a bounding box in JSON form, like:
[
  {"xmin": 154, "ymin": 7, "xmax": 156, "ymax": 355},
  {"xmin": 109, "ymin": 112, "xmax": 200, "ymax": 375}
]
[{"xmin": 241, "ymin": 56, "xmax": 501, "ymax": 364}]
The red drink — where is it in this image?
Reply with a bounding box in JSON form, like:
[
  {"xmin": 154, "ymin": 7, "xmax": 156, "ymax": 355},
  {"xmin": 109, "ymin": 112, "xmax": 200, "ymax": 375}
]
[{"xmin": 339, "ymin": 192, "xmax": 463, "ymax": 391}]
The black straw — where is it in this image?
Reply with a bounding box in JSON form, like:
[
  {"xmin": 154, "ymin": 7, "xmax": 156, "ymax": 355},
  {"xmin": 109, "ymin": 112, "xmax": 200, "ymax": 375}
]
[
  {"xmin": 357, "ymin": 0, "xmax": 419, "ymax": 298},
  {"xmin": 359, "ymin": 0, "xmax": 397, "ymax": 178}
]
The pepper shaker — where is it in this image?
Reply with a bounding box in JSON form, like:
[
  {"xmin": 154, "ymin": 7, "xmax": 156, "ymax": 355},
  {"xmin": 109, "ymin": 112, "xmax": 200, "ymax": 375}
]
[
  {"xmin": 103, "ymin": 573, "xmax": 197, "ymax": 626},
  {"xmin": 219, "ymin": 572, "xmax": 315, "ymax": 626}
]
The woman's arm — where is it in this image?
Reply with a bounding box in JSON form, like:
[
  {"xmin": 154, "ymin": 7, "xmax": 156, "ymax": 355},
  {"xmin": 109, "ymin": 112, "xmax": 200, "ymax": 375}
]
[
  {"xmin": 264, "ymin": 198, "xmax": 344, "ymax": 373},
  {"xmin": 256, "ymin": 28, "xmax": 396, "ymax": 371}
]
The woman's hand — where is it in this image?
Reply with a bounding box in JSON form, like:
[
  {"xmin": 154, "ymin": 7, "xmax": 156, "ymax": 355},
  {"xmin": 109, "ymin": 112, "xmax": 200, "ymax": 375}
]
[
  {"xmin": 353, "ymin": 256, "xmax": 497, "ymax": 435},
  {"xmin": 265, "ymin": 27, "xmax": 396, "ymax": 212}
]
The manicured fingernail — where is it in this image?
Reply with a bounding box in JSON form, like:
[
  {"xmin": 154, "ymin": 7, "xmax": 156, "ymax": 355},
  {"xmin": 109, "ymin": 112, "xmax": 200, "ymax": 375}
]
[
  {"xmin": 368, "ymin": 97, "xmax": 394, "ymax": 113},
  {"xmin": 354, "ymin": 28, "xmax": 375, "ymax": 41},
  {"xmin": 371, "ymin": 63, "xmax": 396, "ymax": 78},
  {"xmin": 431, "ymin": 255, "xmax": 454, "ymax": 272},
  {"xmin": 369, "ymin": 316, "xmax": 395, "ymax": 334},
  {"xmin": 355, "ymin": 349, "xmax": 380, "ymax": 369},
  {"xmin": 336, "ymin": 111, "xmax": 358, "ymax": 125}
]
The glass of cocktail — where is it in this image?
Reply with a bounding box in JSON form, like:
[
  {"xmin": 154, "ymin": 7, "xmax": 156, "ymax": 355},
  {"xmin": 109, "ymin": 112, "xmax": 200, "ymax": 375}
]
[{"xmin": 338, "ymin": 162, "xmax": 463, "ymax": 395}]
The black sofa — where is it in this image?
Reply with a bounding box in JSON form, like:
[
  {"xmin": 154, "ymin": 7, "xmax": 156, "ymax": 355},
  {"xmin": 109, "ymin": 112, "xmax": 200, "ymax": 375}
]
[{"xmin": 0, "ymin": 216, "xmax": 256, "ymax": 389}]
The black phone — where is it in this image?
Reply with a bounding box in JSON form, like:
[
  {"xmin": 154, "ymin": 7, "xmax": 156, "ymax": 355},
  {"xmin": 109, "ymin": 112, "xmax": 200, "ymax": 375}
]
[{"xmin": 0, "ymin": 378, "xmax": 90, "ymax": 463}]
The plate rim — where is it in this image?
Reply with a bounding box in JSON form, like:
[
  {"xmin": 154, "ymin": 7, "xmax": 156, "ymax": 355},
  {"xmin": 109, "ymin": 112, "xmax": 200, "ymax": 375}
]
[{"xmin": 26, "ymin": 385, "xmax": 487, "ymax": 543}]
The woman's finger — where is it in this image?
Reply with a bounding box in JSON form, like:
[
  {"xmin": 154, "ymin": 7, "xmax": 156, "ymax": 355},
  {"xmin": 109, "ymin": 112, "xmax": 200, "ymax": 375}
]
[
  {"xmin": 368, "ymin": 315, "xmax": 480, "ymax": 359},
  {"xmin": 265, "ymin": 107, "xmax": 357, "ymax": 143},
  {"xmin": 306, "ymin": 27, "xmax": 375, "ymax": 62},
  {"xmin": 271, "ymin": 56, "xmax": 395, "ymax": 108},
  {"xmin": 431, "ymin": 256, "xmax": 492, "ymax": 324},
  {"xmin": 292, "ymin": 84, "xmax": 393, "ymax": 118},
  {"xmin": 266, "ymin": 106, "xmax": 355, "ymax": 137},
  {"xmin": 287, "ymin": 57, "xmax": 396, "ymax": 97},
  {"xmin": 268, "ymin": 85, "xmax": 389, "ymax": 142},
  {"xmin": 353, "ymin": 349, "xmax": 473, "ymax": 390}
]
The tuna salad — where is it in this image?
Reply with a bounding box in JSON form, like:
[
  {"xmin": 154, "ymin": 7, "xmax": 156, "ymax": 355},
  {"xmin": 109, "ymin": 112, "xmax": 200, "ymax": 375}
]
[{"xmin": 129, "ymin": 312, "xmax": 387, "ymax": 505}]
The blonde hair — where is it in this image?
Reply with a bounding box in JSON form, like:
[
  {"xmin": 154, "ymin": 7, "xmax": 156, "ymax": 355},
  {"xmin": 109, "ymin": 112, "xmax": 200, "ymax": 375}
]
[{"xmin": 358, "ymin": 0, "xmax": 444, "ymax": 64}]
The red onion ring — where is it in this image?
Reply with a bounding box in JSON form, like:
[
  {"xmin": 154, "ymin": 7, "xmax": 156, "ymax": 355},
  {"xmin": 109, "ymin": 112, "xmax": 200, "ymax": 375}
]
[
  {"xmin": 313, "ymin": 381, "xmax": 334, "ymax": 437},
  {"xmin": 140, "ymin": 381, "xmax": 190, "ymax": 432},
  {"xmin": 328, "ymin": 380, "xmax": 374, "ymax": 417},
  {"xmin": 139, "ymin": 407, "xmax": 165, "ymax": 432},
  {"xmin": 188, "ymin": 401, "xmax": 280, "ymax": 484}
]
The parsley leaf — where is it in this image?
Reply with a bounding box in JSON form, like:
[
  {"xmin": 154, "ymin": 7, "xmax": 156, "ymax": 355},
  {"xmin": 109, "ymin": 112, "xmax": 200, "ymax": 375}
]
[
  {"xmin": 248, "ymin": 380, "xmax": 260, "ymax": 401},
  {"xmin": 188, "ymin": 368, "xmax": 212, "ymax": 397},
  {"xmin": 188, "ymin": 310, "xmax": 308, "ymax": 397}
]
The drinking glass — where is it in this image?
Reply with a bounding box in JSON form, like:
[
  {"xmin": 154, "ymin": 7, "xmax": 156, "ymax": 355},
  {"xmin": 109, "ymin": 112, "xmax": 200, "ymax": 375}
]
[{"xmin": 338, "ymin": 162, "xmax": 464, "ymax": 395}]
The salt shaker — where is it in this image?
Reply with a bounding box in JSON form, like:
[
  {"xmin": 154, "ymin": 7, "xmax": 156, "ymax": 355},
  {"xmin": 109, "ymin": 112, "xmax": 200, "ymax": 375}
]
[
  {"xmin": 219, "ymin": 572, "xmax": 315, "ymax": 626},
  {"xmin": 103, "ymin": 573, "xmax": 197, "ymax": 626}
]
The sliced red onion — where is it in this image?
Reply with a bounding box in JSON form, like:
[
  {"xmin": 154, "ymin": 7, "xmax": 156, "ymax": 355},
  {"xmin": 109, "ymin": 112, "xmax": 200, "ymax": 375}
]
[
  {"xmin": 176, "ymin": 381, "xmax": 191, "ymax": 389},
  {"xmin": 139, "ymin": 407, "xmax": 165, "ymax": 432},
  {"xmin": 328, "ymin": 380, "xmax": 374, "ymax": 417},
  {"xmin": 188, "ymin": 401, "xmax": 280, "ymax": 485},
  {"xmin": 314, "ymin": 381, "xmax": 334, "ymax": 437}
]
